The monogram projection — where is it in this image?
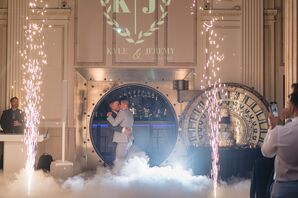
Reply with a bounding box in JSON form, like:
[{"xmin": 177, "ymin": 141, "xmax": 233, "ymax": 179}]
[{"xmin": 100, "ymin": 0, "xmax": 171, "ymax": 44}]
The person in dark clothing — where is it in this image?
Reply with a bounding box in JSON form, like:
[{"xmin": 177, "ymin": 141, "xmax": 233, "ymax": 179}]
[
  {"xmin": 0, "ymin": 97, "xmax": 24, "ymax": 134},
  {"xmin": 279, "ymin": 83, "xmax": 298, "ymax": 122},
  {"xmin": 292, "ymin": 83, "xmax": 298, "ymax": 93},
  {"xmin": 250, "ymin": 157, "xmax": 275, "ymax": 198}
]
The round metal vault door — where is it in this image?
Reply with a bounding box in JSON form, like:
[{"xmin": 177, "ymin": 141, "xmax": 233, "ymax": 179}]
[
  {"xmin": 181, "ymin": 83, "xmax": 269, "ymax": 148},
  {"xmin": 90, "ymin": 84, "xmax": 178, "ymax": 166}
]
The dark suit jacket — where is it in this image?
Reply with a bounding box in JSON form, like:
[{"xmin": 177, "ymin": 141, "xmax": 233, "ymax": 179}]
[{"xmin": 0, "ymin": 109, "xmax": 24, "ymax": 134}]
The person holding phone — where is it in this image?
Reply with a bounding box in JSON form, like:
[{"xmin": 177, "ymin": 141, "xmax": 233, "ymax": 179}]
[
  {"xmin": 262, "ymin": 92, "xmax": 298, "ymax": 198},
  {"xmin": 270, "ymin": 102, "xmax": 279, "ymax": 118}
]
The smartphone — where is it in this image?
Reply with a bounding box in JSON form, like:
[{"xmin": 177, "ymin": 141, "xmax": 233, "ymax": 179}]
[{"xmin": 270, "ymin": 102, "xmax": 279, "ymax": 117}]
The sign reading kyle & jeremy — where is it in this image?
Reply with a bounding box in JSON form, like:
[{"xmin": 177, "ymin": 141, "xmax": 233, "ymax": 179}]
[
  {"xmin": 76, "ymin": 0, "xmax": 197, "ymax": 65},
  {"xmin": 100, "ymin": 0, "xmax": 171, "ymax": 45}
]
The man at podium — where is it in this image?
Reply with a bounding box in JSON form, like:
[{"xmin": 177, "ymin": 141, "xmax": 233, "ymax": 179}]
[{"xmin": 0, "ymin": 97, "xmax": 24, "ymax": 134}]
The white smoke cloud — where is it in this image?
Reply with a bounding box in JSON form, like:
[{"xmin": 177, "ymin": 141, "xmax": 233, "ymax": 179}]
[
  {"xmin": 0, "ymin": 153, "xmax": 250, "ymax": 198},
  {"xmin": 0, "ymin": 169, "xmax": 65, "ymax": 197}
]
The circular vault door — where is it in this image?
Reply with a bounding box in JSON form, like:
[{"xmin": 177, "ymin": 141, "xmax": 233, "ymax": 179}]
[{"xmin": 90, "ymin": 84, "xmax": 178, "ymax": 166}]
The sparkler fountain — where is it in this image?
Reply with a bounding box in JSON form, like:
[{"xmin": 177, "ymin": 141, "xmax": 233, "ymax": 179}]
[
  {"xmin": 21, "ymin": 0, "xmax": 48, "ymax": 195},
  {"xmin": 194, "ymin": 0, "xmax": 225, "ymax": 197}
]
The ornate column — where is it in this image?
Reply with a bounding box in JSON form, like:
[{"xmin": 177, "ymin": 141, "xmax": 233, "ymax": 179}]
[
  {"xmin": 242, "ymin": 0, "xmax": 264, "ymax": 94},
  {"xmin": 0, "ymin": 7, "xmax": 7, "ymax": 111},
  {"xmin": 264, "ymin": 10, "xmax": 278, "ymax": 101},
  {"xmin": 284, "ymin": 0, "xmax": 298, "ymax": 99},
  {"xmin": 6, "ymin": 0, "xmax": 27, "ymax": 106}
]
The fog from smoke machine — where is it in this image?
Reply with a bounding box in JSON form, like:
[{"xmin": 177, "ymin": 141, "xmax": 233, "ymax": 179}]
[{"xmin": 0, "ymin": 154, "xmax": 249, "ymax": 198}]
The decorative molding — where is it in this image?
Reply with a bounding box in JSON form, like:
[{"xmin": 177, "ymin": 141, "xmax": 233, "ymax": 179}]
[
  {"xmin": 0, "ymin": 9, "xmax": 7, "ymax": 21},
  {"xmin": 264, "ymin": 9, "xmax": 278, "ymax": 21},
  {"xmin": 201, "ymin": 24, "xmax": 241, "ymax": 85},
  {"xmin": 199, "ymin": 10, "xmax": 242, "ymax": 19},
  {"xmin": 164, "ymin": 1, "xmax": 197, "ymax": 66},
  {"xmin": 264, "ymin": 0, "xmax": 275, "ymax": 9},
  {"xmin": 52, "ymin": 24, "xmax": 68, "ymax": 79},
  {"xmin": 74, "ymin": 0, "xmax": 106, "ymax": 66},
  {"xmin": 0, "ymin": 0, "xmax": 8, "ymax": 9},
  {"xmin": 29, "ymin": 8, "xmax": 71, "ymax": 20},
  {"xmin": 40, "ymin": 119, "xmax": 65, "ymax": 128},
  {"xmin": 40, "ymin": 24, "xmax": 69, "ymax": 122},
  {"xmin": 264, "ymin": 9, "xmax": 278, "ymax": 17}
]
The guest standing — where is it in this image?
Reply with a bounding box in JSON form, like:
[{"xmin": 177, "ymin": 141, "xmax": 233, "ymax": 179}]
[
  {"xmin": 262, "ymin": 92, "xmax": 298, "ymax": 198},
  {"xmin": 0, "ymin": 97, "xmax": 24, "ymax": 134}
]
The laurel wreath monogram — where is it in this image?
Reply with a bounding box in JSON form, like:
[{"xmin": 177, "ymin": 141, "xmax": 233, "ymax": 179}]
[{"xmin": 100, "ymin": 0, "xmax": 171, "ymax": 44}]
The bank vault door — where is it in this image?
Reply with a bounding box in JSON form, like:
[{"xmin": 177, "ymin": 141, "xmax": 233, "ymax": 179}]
[{"xmin": 90, "ymin": 84, "xmax": 178, "ymax": 166}]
